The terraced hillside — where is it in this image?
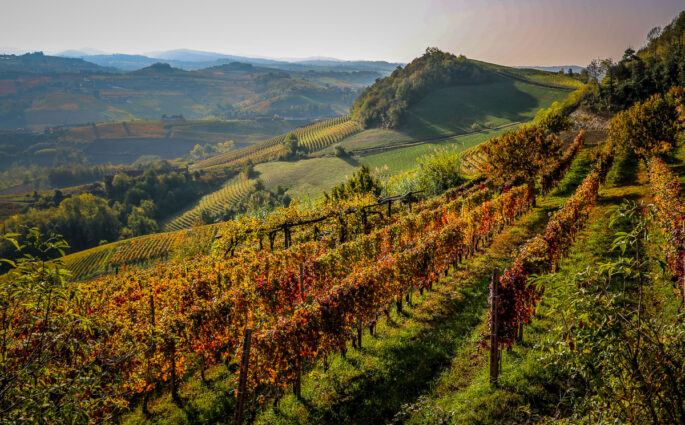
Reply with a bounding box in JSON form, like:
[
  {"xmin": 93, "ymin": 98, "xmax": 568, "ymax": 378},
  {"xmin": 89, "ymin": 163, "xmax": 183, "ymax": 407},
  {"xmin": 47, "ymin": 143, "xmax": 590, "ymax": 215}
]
[
  {"xmin": 192, "ymin": 115, "xmax": 363, "ymax": 170},
  {"xmin": 62, "ymin": 225, "xmax": 219, "ymax": 281},
  {"xmin": 163, "ymin": 176, "xmax": 255, "ymax": 231}
]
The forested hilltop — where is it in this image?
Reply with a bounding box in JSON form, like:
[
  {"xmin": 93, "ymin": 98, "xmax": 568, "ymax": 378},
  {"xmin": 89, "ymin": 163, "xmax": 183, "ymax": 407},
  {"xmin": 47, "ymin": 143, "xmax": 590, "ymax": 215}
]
[
  {"xmin": 351, "ymin": 49, "xmax": 495, "ymax": 128},
  {"xmin": 350, "ymin": 48, "xmax": 581, "ymax": 129}
]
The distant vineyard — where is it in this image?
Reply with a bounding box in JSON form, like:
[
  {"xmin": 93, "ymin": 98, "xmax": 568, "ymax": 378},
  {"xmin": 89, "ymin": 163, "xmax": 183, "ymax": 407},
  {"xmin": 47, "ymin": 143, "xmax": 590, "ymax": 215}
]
[
  {"xmin": 163, "ymin": 177, "xmax": 254, "ymax": 232},
  {"xmin": 297, "ymin": 116, "xmax": 362, "ymax": 153},
  {"xmin": 62, "ymin": 225, "xmax": 220, "ymax": 281},
  {"xmin": 64, "ymin": 121, "xmax": 169, "ymax": 142},
  {"xmin": 193, "ymin": 116, "xmax": 362, "ymax": 170}
]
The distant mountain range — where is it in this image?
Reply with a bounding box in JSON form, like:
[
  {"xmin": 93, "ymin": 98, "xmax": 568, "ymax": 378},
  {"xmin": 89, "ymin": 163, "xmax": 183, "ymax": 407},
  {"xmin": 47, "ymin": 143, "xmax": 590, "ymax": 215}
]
[
  {"xmin": 53, "ymin": 48, "xmax": 402, "ymax": 73},
  {"xmin": 3, "ymin": 47, "xmax": 584, "ymax": 76}
]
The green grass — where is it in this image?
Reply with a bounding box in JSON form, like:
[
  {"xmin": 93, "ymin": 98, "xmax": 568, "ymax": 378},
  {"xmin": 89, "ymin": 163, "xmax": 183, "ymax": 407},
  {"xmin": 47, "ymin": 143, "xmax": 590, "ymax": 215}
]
[
  {"xmin": 403, "ymin": 80, "xmax": 570, "ymax": 139},
  {"xmin": 360, "ymin": 128, "xmax": 506, "ymax": 175},
  {"xmin": 312, "ymin": 78, "xmax": 570, "ymax": 177},
  {"xmin": 255, "ymin": 156, "xmax": 359, "ymax": 199}
]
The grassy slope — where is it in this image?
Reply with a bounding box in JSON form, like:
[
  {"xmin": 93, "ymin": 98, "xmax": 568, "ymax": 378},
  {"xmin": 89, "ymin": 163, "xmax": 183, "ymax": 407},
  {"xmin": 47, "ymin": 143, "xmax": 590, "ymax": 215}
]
[{"xmin": 119, "ymin": 142, "xmax": 594, "ymax": 425}]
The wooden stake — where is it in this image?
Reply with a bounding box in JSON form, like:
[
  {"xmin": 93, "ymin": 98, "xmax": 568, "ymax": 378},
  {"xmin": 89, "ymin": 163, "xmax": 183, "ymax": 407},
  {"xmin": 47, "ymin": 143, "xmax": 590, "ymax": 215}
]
[
  {"xmin": 356, "ymin": 321, "xmax": 362, "ymax": 348},
  {"xmin": 293, "ymin": 358, "xmax": 301, "ymax": 397},
  {"xmin": 233, "ymin": 328, "xmax": 252, "ymax": 425}
]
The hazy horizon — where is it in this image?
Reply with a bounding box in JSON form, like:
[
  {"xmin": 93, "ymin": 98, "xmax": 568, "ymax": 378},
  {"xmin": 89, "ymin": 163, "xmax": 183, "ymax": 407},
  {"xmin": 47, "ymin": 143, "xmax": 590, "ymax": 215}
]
[{"xmin": 2, "ymin": 0, "xmax": 683, "ymax": 67}]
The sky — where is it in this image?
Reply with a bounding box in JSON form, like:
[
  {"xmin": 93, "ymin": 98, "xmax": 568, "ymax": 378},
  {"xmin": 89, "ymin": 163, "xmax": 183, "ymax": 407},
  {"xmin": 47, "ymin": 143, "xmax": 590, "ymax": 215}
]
[{"xmin": 1, "ymin": 0, "xmax": 682, "ymax": 66}]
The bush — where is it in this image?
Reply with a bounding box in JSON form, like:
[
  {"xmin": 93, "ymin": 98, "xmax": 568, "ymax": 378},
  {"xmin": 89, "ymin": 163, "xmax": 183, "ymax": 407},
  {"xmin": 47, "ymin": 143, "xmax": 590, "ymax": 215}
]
[
  {"xmin": 334, "ymin": 145, "xmax": 348, "ymax": 157},
  {"xmin": 534, "ymin": 101, "xmax": 572, "ymax": 133},
  {"xmin": 416, "ymin": 148, "xmax": 464, "ymax": 195},
  {"xmin": 326, "ymin": 164, "xmax": 381, "ymax": 201}
]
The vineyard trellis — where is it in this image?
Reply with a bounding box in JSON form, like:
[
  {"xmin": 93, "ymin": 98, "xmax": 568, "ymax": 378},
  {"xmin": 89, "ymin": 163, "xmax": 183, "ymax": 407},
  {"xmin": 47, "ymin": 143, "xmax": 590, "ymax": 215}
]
[{"xmin": 486, "ymin": 142, "xmax": 613, "ymax": 384}]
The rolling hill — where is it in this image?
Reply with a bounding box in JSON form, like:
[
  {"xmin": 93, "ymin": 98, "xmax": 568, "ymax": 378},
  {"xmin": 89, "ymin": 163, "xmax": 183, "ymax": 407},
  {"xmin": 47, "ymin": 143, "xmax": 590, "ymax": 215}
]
[
  {"xmin": 0, "ymin": 54, "xmax": 383, "ymax": 131},
  {"xmin": 175, "ymin": 56, "xmax": 578, "ymax": 205}
]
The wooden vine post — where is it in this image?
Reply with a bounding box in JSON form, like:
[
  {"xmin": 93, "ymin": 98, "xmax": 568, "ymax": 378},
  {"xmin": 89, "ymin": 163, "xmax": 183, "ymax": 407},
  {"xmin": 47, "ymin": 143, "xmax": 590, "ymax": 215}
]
[
  {"xmin": 299, "ymin": 262, "xmax": 305, "ymax": 299},
  {"xmin": 361, "ymin": 208, "xmax": 369, "ymax": 234},
  {"xmin": 233, "ymin": 328, "xmax": 252, "ymax": 425},
  {"xmin": 143, "ymin": 294, "xmax": 156, "ymax": 415},
  {"xmin": 338, "ymin": 215, "xmax": 347, "ymax": 244},
  {"xmin": 489, "ymin": 267, "xmax": 500, "ymax": 387}
]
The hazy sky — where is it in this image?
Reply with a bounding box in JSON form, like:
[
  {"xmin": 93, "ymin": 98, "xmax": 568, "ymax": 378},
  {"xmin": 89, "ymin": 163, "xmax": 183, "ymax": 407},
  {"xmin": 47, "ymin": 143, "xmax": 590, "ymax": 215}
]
[{"xmin": 1, "ymin": 0, "xmax": 682, "ymax": 65}]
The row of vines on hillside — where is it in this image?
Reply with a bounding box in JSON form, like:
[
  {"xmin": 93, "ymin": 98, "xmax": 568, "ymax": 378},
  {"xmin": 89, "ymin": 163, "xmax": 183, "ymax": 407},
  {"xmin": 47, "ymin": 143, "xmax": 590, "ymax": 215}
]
[
  {"xmin": 540, "ymin": 130, "xmax": 586, "ymax": 193},
  {"xmin": 646, "ymin": 157, "xmax": 685, "ymax": 301},
  {"xmin": 3, "ymin": 179, "xmax": 529, "ymax": 420},
  {"xmin": 491, "ymin": 146, "xmax": 613, "ymax": 346},
  {"xmin": 3, "ymin": 124, "xmax": 590, "ymax": 420}
]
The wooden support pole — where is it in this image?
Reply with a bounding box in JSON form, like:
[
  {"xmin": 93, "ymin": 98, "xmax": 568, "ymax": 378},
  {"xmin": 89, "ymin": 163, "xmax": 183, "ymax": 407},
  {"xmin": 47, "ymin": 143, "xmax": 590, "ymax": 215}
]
[
  {"xmin": 361, "ymin": 209, "xmax": 368, "ymax": 234},
  {"xmin": 489, "ymin": 268, "xmax": 500, "ymax": 387},
  {"xmin": 338, "ymin": 216, "xmax": 346, "ymax": 244},
  {"xmin": 681, "ymin": 223, "xmax": 685, "ymax": 311},
  {"xmin": 293, "ymin": 359, "xmax": 301, "ymax": 397},
  {"xmin": 233, "ymin": 328, "xmax": 252, "ymax": 425},
  {"xmin": 356, "ymin": 321, "xmax": 362, "ymax": 349},
  {"xmin": 284, "ymin": 226, "xmax": 291, "ymax": 249}
]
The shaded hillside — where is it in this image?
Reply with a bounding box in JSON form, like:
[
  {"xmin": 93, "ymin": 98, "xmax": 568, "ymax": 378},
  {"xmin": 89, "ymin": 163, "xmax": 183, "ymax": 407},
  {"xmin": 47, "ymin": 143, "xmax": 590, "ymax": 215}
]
[{"xmin": 351, "ymin": 48, "xmax": 581, "ymax": 129}]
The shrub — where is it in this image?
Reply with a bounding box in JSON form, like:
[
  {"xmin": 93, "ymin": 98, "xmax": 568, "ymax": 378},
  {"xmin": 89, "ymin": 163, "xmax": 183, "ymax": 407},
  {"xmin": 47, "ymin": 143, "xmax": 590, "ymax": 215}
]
[
  {"xmin": 334, "ymin": 145, "xmax": 348, "ymax": 157},
  {"xmin": 416, "ymin": 148, "xmax": 464, "ymax": 195}
]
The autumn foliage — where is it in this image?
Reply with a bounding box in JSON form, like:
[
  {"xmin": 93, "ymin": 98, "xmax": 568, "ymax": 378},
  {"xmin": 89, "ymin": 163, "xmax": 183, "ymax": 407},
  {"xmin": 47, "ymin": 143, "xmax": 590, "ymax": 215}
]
[
  {"xmin": 492, "ymin": 147, "xmax": 613, "ymax": 346},
  {"xmin": 646, "ymin": 157, "xmax": 685, "ymax": 301},
  {"xmin": 608, "ymin": 91, "xmax": 681, "ymax": 158},
  {"xmin": 483, "ymin": 125, "xmax": 562, "ymax": 203}
]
